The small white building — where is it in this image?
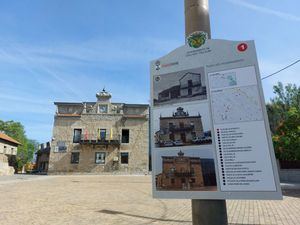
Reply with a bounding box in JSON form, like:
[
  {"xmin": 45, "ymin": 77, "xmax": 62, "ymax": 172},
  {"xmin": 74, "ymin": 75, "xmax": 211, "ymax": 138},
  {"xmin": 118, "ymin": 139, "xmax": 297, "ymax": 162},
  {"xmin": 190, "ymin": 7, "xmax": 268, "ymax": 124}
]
[{"xmin": 0, "ymin": 133, "xmax": 20, "ymax": 175}]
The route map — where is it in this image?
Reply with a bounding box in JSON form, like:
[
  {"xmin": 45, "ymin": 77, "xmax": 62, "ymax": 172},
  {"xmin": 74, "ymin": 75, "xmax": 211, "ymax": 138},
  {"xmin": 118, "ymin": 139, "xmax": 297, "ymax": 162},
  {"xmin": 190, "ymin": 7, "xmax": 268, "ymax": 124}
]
[
  {"xmin": 211, "ymin": 85, "xmax": 263, "ymax": 124},
  {"xmin": 209, "ymin": 72, "xmax": 237, "ymax": 89}
]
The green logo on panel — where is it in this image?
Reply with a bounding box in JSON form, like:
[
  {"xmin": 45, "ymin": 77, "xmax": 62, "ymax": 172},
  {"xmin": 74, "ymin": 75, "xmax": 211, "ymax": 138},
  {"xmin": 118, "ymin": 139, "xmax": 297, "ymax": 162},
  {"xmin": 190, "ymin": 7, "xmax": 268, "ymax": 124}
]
[{"xmin": 187, "ymin": 31, "xmax": 208, "ymax": 48}]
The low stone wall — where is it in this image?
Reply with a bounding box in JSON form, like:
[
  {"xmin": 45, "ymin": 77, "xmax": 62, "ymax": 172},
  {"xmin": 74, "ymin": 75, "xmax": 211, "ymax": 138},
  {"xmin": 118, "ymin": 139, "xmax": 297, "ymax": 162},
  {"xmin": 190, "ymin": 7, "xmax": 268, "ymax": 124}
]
[
  {"xmin": 279, "ymin": 169, "xmax": 300, "ymax": 183},
  {"xmin": 0, "ymin": 154, "xmax": 15, "ymax": 176},
  {"xmin": 0, "ymin": 163, "xmax": 15, "ymax": 176}
]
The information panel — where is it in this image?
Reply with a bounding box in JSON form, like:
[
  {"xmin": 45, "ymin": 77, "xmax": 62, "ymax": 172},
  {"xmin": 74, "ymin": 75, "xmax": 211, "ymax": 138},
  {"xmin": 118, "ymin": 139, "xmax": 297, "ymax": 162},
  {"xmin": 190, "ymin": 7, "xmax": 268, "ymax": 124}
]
[{"xmin": 150, "ymin": 39, "xmax": 282, "ymax": 200}]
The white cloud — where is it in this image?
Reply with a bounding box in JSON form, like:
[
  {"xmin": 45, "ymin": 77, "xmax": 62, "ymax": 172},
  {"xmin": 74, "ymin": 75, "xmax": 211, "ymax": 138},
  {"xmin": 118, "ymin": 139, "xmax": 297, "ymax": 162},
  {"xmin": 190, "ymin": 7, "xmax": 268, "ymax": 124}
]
[
  {"xmin": 227, "ymin": 0, "xmax": 300, "ymax": 22},
  {"xmin": 0, "ymin": 36, "xmax": 181, "ymax": 67}
]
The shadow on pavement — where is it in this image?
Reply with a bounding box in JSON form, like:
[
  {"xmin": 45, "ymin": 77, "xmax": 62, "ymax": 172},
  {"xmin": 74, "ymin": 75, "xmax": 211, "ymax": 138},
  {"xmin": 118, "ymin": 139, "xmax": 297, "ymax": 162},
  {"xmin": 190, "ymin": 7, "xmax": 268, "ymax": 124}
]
[
  {"xmin": 229, "ymin": 224, "xmax": 260, "ymax": 225},
  {"xmin": 97, "ymin": 209, "xmax": 192, "ymax": 223},
  {"xmin": 282, "ymin": 189, "xmax": 300, "ymax": 198}
]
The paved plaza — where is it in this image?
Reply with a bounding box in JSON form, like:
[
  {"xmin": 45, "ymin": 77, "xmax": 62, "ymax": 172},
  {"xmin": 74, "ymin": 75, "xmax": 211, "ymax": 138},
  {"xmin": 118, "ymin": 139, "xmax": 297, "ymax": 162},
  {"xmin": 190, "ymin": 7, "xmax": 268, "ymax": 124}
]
[{"xmin": 0, "ymin": 175, "xmax": 299, "ymax": 225}]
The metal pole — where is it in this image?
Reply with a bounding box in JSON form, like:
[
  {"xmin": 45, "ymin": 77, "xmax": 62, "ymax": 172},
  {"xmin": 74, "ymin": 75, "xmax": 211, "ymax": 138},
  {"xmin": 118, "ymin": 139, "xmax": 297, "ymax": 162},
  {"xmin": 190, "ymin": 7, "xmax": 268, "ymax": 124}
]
[
  {"xmin": 185, "ymin": 1, "xmax": 228, "ymax": 224},
  {"xmin": 185, "ymin": 0, "xmax": 211, "ymax": 39}
]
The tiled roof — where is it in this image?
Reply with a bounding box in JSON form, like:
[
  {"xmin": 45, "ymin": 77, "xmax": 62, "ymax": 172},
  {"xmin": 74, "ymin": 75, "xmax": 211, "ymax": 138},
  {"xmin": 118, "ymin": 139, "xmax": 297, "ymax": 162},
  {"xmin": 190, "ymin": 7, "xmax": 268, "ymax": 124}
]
[{"xmin": 0, "ymin": 133, "xmax": 21, "ymax": 145}]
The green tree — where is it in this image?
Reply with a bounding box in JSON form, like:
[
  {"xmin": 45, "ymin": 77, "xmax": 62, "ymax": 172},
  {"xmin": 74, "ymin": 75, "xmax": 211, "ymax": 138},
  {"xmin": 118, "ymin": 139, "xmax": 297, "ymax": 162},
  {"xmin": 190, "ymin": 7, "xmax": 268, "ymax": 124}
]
[
  {"xmin": 267, "ymin": 82, "xmax": 300, "ymax": 134},
  {"xmin": 267, "ymin": 82, "xmax": 300, "ymax": 161},
  {"xmin": 273, "ymin": 107, "xmax": 300, "ymax": 160}
]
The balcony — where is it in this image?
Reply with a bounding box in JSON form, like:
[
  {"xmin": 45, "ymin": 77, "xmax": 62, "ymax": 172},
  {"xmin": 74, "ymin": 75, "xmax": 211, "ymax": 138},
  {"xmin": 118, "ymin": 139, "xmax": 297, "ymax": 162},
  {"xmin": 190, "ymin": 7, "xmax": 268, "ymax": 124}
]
[
  {"xmin": 166, "ymin": 171, "xmax": 194, "ymax": 178},
  {"xmin": 169, "ymin": 125, "xmax": 195, "ymax": 132},
  {"xmin": 174, "ymin": 172, "xmax": 194, "ymax": 177},
  {"xmin": 75, "ymin": 134, "xmax": 120, "ymax": 148}
]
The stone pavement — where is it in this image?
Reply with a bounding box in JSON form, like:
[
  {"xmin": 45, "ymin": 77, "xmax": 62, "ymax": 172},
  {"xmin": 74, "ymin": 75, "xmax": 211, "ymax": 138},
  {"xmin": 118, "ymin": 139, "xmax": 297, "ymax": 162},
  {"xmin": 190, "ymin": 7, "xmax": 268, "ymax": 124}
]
[{"xmin": 0, "ymin": 175, "xmax": 299, "ymax": 225}]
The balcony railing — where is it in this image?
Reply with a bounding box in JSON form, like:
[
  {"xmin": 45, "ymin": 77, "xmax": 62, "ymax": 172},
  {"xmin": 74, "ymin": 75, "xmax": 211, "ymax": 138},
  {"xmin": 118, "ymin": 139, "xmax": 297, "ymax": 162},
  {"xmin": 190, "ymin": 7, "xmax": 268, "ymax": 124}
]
[
  {"xmin": 169, "ymin": 125, "xmax": 195, "ymax": 132},
  {"xmin": 74, "ymin": 134, "xmax": 120, "ymax": 147},
  {"xmin": 174, "ymin": 172, "xmax": 195, "ymax": 177},
  {"xmin": 166, "ymin": 171, "xmax": 195, "ymax": 178}
]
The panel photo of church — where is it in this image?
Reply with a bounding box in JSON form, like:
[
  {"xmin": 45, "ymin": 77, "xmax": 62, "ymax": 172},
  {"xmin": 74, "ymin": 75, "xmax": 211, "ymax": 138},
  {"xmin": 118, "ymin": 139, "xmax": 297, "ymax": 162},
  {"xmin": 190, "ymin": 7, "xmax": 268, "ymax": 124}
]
[
  {"xmin": 154, "ymin": 104, "xmax": 212, "ymax": 148},
  {"xmin": 153, "ymin": 67, "xmax": 206, "ymax": 106},
  {"xmin": 155, "ymin": 150, "xmax": 217, "ymax": 191}
]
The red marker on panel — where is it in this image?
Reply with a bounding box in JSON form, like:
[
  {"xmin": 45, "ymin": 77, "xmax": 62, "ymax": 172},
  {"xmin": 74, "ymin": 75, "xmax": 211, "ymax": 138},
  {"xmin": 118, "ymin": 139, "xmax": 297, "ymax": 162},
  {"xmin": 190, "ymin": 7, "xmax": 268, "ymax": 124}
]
[{"xmin": 237, "ymin": 43, "xmax": 248, "ymax": 52}]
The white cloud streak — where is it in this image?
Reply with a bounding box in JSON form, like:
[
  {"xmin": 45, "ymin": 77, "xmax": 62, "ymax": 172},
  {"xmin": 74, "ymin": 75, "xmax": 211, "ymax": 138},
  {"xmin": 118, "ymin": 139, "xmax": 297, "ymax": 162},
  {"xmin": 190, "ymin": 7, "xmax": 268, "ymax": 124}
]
[{"xmin": 227, "ymin": 0, "xmax": 300, "ymax": 22}]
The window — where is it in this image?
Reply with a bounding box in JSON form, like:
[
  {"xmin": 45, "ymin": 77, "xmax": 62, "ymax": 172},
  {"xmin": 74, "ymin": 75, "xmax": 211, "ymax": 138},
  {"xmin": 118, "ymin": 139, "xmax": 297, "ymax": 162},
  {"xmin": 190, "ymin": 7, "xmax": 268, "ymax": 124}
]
[
  {"xmin": 120, "ymin": 152, "xmax": 129, "ymax": 164},
  {"xmin": 188, "ymin": 80, "xmax": 193, "ymax": 87},
  {"xmin": 121, "ymin": 129, "xmax": 129, "ymax": 143},
  {"xmin": 71, "ymin": 152, "xmax": 80, "ymax": 164},
  {"xmin": 73, "ymin": 129, "xmax": 82, "ymax": 143},
  {"xmin": 95, "ymin": 152, "xmax": 106, "ymax": 164},
  {"xmin": 98, "ymin": 105, "xmax": 108, "ymax": 113},
  {"xmin": 57, "ymin": 141, "xmax": 67, "ymax": 151},
  {"xmin": 191, "ymin": 167, "xmax": 195, "ymax": 175},
  {"xmin": 191, "ymin": 132, "xmax": 196, "ymax": 138},
  {"xmin": 3, "ymin": 146, "xmax": 7, "ymax": 154},
  {"xmin": 99, "ymin": 129, "xmax": 106, "ymax": 140}
]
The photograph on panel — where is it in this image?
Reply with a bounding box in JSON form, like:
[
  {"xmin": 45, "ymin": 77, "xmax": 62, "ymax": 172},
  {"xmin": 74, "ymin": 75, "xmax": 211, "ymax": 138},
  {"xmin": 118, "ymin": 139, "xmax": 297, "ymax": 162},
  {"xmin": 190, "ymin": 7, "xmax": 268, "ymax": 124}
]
[
  {"xmin": 154, "ymin": 149, "xmax": 217, "ymax": 191},
  {"xmin": 153, "ymin": 102, "xmax": 212, "ymax": 148},
  {"xmin": 153, "ymin": 67, "xmax": 207, "ymax": 106}
]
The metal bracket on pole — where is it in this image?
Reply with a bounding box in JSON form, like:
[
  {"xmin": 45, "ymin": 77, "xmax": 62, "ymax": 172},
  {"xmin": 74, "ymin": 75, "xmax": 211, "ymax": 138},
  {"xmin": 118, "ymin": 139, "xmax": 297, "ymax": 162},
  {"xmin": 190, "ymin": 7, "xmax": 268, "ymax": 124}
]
[{"xmin": 184, "ymin": 1, "xmax": 228, "ymax": 224}]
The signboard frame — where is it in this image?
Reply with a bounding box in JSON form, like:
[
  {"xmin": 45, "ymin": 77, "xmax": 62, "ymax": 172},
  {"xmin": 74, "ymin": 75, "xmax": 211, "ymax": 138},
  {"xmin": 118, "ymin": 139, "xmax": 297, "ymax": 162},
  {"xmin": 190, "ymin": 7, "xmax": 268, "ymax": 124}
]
[{"xmin": 150, "ymin": 39, "xmax": 282, "ymax": 200}]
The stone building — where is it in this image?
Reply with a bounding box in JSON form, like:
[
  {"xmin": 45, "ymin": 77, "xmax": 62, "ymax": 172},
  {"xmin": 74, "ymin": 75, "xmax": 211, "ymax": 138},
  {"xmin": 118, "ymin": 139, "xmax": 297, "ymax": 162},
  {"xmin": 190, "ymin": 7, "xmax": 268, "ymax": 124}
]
[
  {"xmin": 156, "ymin": 150, "xmax": 204, "ymax": 190},
  {"xmin": 0, "ymin": 133, "xmax": 20, "ymax": 175},
  {"xmin": 156, "ymin": 107, "xmax": 203, "ymax": 146},
  {"xmin": 156, "ymin": 151, "xmax": 217, "ymax": 191},
  {"xmin": 48, "ymin": 90, "xmax": 149, "ymax": 174},
  {"xmin": 35, "ymin": 142, "xmax": 51, "ymax": 173}
]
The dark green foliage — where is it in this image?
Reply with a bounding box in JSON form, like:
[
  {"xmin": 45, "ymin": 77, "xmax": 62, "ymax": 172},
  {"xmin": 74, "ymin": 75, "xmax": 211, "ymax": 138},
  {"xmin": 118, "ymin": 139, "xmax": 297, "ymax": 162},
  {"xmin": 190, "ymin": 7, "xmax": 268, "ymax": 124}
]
[{"xmin": 267, "ymin": 82, "xmax": 300, "ymax": 160}]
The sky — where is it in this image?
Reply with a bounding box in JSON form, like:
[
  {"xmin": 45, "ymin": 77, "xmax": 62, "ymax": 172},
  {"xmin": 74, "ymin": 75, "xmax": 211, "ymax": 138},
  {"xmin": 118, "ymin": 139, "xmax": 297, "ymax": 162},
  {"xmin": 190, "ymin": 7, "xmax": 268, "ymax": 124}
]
[{"xmin": 0, "ymin": 0, "xmax": 299, "ymax": 143}]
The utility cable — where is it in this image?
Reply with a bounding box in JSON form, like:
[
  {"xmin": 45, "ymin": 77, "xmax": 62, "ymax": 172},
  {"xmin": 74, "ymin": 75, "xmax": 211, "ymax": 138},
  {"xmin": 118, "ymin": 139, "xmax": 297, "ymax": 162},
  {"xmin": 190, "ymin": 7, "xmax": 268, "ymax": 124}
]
[{"xmin": 261, "ymin": 59, "xmax": 300, "ymax": 80}]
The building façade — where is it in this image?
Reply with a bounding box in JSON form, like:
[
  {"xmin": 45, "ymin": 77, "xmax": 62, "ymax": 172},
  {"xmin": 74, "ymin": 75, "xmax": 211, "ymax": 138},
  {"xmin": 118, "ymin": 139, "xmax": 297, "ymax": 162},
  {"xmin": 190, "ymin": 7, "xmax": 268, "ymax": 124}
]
[
  {"xmin": 48, "ymin": 90, "xmax": 149, "ymax": 174},
  {"xmin": 35, "ymin": 142, "xmax": 51, "ymax": 173},
  {"xmin": 155, "ymin": 72, "xmax": 207, "ymax": 105},
  {"xmin": 156, "ymin": 107, "xmax": 204, "ymax": 146},
  {"xmin": 156, "ymin": 151, "xmax": 217, "ymax": 191},
  {"xmin": 0, "ymin": 133, "xmax": 20, "ymax": 175}
]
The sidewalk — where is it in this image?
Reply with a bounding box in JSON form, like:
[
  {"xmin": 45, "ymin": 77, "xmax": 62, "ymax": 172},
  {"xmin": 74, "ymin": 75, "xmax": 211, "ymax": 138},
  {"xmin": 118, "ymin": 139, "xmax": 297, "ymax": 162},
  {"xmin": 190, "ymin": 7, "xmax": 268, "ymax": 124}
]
[{"xmin": 0, "ymin": 175, "xmax": 299, "ymax": 225}]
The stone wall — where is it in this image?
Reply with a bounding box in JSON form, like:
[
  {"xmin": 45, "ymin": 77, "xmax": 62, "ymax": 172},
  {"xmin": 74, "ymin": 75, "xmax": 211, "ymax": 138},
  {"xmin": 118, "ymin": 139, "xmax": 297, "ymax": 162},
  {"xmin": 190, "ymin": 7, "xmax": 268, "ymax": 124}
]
[
  {"xmin": 0, "ymin": 154, "xmax": 15, "ymax": 176},
  {"xmin": 279, "ymin": 169, "xmax": 300, "ymax": 183},
  {"xmin": 0, "ymin": 142, "xmax": 18, "ymax": 155},
  {"xmin": 48, "ymin": 112, "xmax": 149, "ymax": 174}
]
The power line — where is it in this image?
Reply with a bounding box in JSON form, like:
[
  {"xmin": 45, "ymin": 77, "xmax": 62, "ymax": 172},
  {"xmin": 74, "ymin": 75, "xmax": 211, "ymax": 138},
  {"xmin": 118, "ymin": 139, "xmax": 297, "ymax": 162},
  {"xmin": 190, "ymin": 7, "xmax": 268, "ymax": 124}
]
[{"xmin": 261, "ymin": 59, "xmax": 300, "ymax": 80}]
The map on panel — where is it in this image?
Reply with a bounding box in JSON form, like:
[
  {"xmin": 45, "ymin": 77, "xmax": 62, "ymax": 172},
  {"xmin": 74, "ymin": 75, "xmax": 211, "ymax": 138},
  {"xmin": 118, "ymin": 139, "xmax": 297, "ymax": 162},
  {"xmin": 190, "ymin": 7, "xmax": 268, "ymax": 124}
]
[
  {"xmin": 211, "ymin": 85, "xmax": 264, "ymax": 124},
  {"xmin": 209, "ymin": 72, "xmax": 237, "ymax": 89}
]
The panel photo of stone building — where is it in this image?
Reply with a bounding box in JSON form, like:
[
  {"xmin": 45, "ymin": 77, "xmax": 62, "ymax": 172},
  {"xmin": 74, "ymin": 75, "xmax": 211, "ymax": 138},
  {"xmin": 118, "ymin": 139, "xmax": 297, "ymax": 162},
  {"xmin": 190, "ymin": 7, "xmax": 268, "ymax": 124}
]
[
  {"xmin": 153, "ymin": 104, "xmax": 212, "ymax": 148},
  {"xmin": 155, "ymin": 150, "xmax": 217, "ymax": 191},
  {"xmin": 153, "ymin": 67, "xmax": 206, "ymax": 106}
]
